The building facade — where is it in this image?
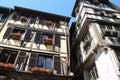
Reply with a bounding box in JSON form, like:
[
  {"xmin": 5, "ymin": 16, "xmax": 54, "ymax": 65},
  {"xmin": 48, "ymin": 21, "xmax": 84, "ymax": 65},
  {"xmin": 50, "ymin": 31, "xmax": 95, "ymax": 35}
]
[
  {"xmin": 0, "ymin": 6, "xmax": 73, "ymax": 80},
  {"xmin": 70, "ymin": 0, "xmax": 120, "ymax": 80}
]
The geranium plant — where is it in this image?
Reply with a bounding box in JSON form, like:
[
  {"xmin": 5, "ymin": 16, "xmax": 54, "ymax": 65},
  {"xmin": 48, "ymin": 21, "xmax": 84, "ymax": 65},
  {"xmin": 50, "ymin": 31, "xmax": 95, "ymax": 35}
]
[
  {"xmin": 31, "ymin": 67, "xmax": 53, "ymax": 74},
  {"xmin": 0, "ymin": 62, "xmax": 15, "ymax": 70}
]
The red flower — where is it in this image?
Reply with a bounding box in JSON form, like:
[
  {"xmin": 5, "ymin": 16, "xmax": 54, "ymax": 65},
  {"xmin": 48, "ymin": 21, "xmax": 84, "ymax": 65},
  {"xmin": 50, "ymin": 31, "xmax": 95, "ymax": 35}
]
[
  {"xmin": 31, "ymin": 67, "xmax": 53, "ymax": 74},
  {"xmin": 0, "ymin": 62, "xmax": 4, "ymax": 67}
]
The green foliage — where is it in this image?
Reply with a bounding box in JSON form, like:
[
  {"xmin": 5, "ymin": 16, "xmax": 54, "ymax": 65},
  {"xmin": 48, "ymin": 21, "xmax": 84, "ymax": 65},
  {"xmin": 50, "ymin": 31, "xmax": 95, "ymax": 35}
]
[
  {"xmin": 75, "ymin": 22, "xmax": 80, "ymax": 27},
  {"xmin": 83, "ymin": 40, "xmax": 90, "ymax": 49}
]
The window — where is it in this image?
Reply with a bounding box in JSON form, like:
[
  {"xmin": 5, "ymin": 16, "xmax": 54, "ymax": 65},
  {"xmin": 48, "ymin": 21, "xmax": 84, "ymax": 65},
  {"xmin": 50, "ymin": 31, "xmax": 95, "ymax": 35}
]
[
  {"xmin": 99, "ymin": 24, "xmax": 106, "ymax": 32},
  {"xmin": 88, "ymin": 64, "xmax": 98, "ymax": 80},
  {"xmin": 0, "ymin": 49, "xmax": 17, "ymax": 64},
  {"xmin": 41, "ymin": 34, "xmax": 53, "ymax": 45},
  {"xmin": 0, "ymin": 14, "xmax": 3, "ymax": 20},
  {"xmin": 114, "ymin": 26, "xmax": 120, "ymax": 35},
  {"xmin": 0, "ymin": 13, "xmax": 8, "ymax": 30},
  {"xmin": 37, "ymin": 55, "xmax": 53, "ymax": 69},
  {"xmin": 99, "ymin": 24, "xmax": 120, "ymax": 36},
  {"xmin": 10, "ymin": 29, "xmax": 25, "ymax": 40},
  {"xmin": 83, "ymin": 32, "xmax": 92, "ymax": 50}
]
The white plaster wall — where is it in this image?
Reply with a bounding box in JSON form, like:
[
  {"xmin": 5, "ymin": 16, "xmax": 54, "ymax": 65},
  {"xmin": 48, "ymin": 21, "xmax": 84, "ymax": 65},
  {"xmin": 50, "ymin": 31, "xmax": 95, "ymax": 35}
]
[{"xmin": 95, "ymin": 48, "xmax": 119, "ymax": 80}]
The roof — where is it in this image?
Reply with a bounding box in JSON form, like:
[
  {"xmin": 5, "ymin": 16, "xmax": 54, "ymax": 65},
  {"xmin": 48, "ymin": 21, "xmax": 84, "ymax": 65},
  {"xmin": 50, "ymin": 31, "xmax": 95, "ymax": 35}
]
[
  {"xmin": 14, "ymin": 6, "xmax": 71, "ymax": 23},
  {"xmin": 71, "ymin": 0, "xmax": 110, "ymax": 17},
  {"xmin": 0, "ymin": 6, "xmax": 11, "ymax": 14},
  {"xmin": 71, "ymin": 0, "xmax": 80, "ymax": 17}
]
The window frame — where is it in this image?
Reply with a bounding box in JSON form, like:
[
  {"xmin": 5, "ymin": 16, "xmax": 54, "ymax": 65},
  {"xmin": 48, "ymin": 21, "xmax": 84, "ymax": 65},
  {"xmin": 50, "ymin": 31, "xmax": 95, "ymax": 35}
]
[
  {"xmin": 88, "ymin": 64, "xmax": 98, "ymax": 80},
  {"xmin": 0, "ymin": 49, "xmax": 17, "ymax": 64},
  {"xmin": 37, "ymin": 55, "xmax": 53, "ymax": 69}
]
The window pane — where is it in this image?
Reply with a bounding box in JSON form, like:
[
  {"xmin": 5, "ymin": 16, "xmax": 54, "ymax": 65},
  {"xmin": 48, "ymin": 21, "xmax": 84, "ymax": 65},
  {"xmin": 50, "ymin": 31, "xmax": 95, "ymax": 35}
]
[
  {"xmin": 45, "ymin": 57, "xmax": 52, "ymax": 69},
  {"xmin": 37, "ymin": 56, "xmax": 44, "ymax": 67},
  {"xmin": 107, "ymin": 25, "xmax": 112, "ymax": 29},
  {"xmin": 0, "ymin": 53, "xmax": 9, "ymax": 63},
  {"xmin": 88, "ymin": 64, "xmax": 98, "ymax": 80},
  {"xmin": 8, "ymin": 52, "xmax": 17, "ymax": 64},
  {"xmin": 41, "ymin": 35, "xmax": 48, "ymax": 43}
]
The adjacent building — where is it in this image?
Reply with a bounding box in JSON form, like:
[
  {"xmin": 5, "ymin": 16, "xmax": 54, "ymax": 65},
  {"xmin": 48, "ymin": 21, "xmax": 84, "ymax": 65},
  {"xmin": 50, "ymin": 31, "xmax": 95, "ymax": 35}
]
[
  {"xmin": 70, "ymin": 0, "xmax": 120, "ymax": 80},
  {"xmin": 0, "ymin": 6, "xmax": 73, "ymax": 80}
]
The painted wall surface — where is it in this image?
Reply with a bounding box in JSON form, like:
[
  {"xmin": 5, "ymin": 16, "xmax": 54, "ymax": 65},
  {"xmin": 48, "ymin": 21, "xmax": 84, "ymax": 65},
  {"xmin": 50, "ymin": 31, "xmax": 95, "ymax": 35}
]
[{"xmin": 95, "ymin": 48, "xmax": 119, "ymax": 80}]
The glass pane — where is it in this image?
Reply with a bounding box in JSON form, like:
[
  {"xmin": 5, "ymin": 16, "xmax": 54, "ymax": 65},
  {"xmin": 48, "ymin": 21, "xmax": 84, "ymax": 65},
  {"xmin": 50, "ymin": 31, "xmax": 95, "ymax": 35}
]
[
  {"xmin": 0, "ymin": 52, "xmax": 9, "ymax": 63},
  {"xmin": 45, "ymin": 57, "xmax": 52, "ymax": 69},
  {"xmin": 41, "ymin": 35, "xmax": 48, "ymax": 43},
  {"xmin": 37, "ymin": 56, "xmax": 44, "ymax": 67},
  {"xmin": 8, "ymin": 52, "xmax": 17, "ymax": 64},
  {"xmin": 107, "ymin": 25, "xmax": 112, "ymax": 29}
]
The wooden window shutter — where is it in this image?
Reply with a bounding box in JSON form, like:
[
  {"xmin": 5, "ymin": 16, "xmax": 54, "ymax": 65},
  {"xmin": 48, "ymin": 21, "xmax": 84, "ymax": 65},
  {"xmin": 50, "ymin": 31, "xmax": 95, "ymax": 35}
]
[
  {"xmin": 3, "ymin": 27, "xmax": 13, "ymax": 39},
  {"xmin": 39, "ymin": 19, "xmax": 45, "ymax": 25},
  {"xmin": 24, "ymin": 29, "xmax": 32, "ymax": 42},
  {"xmin": 34, "ymin": 32, "xmax": 41, "ymax": 44},
  {"xmin": 16, "ymin": 51, "xmax": 26, "ymax": 65},
  {"xmin": 54, "ymin": 56, "xmax": 61, "ymax": 74},
  {"xmin": 55, "ymin": 22, "xmax": 60, "ymax": 28},
  {"xmin": 29, "ymin": 53, "xmax": 37, "ymax": 68},
  {"xmin": 55, "ymin": 34, "xmax": 61, "ymax": 47}
]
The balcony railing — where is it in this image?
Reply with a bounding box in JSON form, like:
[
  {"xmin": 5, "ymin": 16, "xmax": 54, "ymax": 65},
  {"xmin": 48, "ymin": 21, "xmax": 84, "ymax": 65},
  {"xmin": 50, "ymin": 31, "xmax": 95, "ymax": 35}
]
[{"xmin": 0, "ymin": 68, "xmax": 73, "ymax": 80}]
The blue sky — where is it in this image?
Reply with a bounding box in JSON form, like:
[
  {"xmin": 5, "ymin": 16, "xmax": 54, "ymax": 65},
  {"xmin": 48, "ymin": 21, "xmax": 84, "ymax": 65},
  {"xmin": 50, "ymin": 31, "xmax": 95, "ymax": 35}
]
[{"xmin": 0, "ymin": 0, "xmax": 120, "ymax": 26}]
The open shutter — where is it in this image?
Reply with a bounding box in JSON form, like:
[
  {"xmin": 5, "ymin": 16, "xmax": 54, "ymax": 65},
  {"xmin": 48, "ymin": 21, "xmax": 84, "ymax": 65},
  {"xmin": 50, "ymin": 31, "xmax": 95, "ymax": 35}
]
[
  {"xmin": 29, "ymin": 53, "xmax": 37, "ymax": 68},
  {"xmin": 24, "ymin": 29, "xmax": 32, "ymax": 42},
  {"xmin": 34, "ymin": 32, "xmax": 41, "ymax": 44},
  {"xmin": 54, "ymin": 56, "xmax": 61, "ymax": 74},
  {"xmin": 55, "ymin": 34, "xmax": 61, "ymax": 47},
  {"xmin": 16, "ymin": 51, "xmax": 27, "ymax": 69},
  {"xmin": 3, "ymin": 27, "xmax": 13, "ymax": 39},
  {"xmin": 55, "ymin": 22, "xmax": 60, "ymax": 28},
  {"xmin": 39, "ymin": 19, "xmax": 45, "ymax": 25}
]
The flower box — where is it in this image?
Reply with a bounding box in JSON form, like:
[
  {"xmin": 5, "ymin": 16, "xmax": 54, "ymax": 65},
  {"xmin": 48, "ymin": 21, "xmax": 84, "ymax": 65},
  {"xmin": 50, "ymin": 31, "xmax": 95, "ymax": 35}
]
[
  {"xmin": 20, "ymin": 16, "xmax": 27, "ymax": 23},
  {"xmin": 0, "ymin": 62, "xmax": 15, "ymax": 70},
  {"xmin": 111, "ymin": 13, "xmax": 117, "ymax": 18},
  {"xmin": 92, "ymin": 0, "xmax": 99, "ymax": 4},
  {"xmin": 83, "ymin": 40, "xmax": 90, "ymax": 49},
  {"xmin": 10, "ymin": 32, "xmax": 21, "ymax": 40},
  {"xmin": 99, "ymin": 11, "xmax": 105, "ymax": 16},
  {"xmin": 112, "ymin": 30, "xmax": 118, "ymax": 37},
  {"xmin": 44, "ymin": 38, "xmax": 53, "ymax": 45},
  {"xmin": 75, "ymin": 7, "xmax": 79, "ymax": 14},
  {"xmin": 31, "ymin": 67, "xmax": 53, "ymax": 74},
  {"xmin": 45, "ymin": 20, "xmax": 52, "ymax": 27},
  {"xmin": 104, "ymin": 29, "xmax": 111, "ymax": 36},
  {"xmin": 75, "ymin": 22, "xmax": 80, "ymax": 27}
]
